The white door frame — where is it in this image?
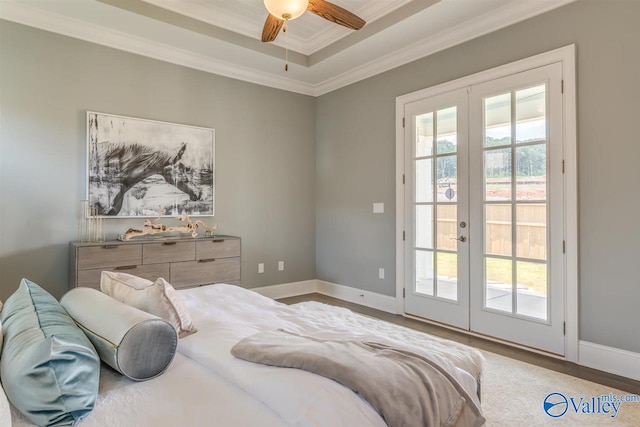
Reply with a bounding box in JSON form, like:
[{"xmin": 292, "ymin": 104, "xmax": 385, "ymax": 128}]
[{"xmin": 395, "ymin": 45, "xmax": 578, "ymax": 362}]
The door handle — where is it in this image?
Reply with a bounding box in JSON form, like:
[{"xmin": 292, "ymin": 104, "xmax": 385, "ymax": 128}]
[{"xmin": 451, "ymin": 236, "xmax": 467, "ymax": 242}]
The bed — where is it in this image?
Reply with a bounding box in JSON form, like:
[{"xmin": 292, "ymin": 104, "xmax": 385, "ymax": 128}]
[{"xmin": 7, "ymin": 283, "xmax": 484, "ymax": 427}]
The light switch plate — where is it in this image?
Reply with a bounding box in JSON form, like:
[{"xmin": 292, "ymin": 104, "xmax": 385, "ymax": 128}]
[
  {"xmin": 379, "ymin": 268, "xmax": 385, "ymax": 279},
  {"xmin": 258, "ymin": 263, "xmax": 264, "ymax": 273},
  {"xmin": 278, "ymin": 261, "xmax": 284, "ymax": 271},
  {"xmin": 373, "ymin": 203, "xmax": 384, "ymax": 214}
]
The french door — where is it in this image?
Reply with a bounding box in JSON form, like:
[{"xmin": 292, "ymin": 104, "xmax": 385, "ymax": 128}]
[
  {"xmin": 404, "ymin": 88, "xmax": 470, "ymax": 329},
  {"xmin": 404, "ymin": 62, "xmax": 565, "ymax": 355}
]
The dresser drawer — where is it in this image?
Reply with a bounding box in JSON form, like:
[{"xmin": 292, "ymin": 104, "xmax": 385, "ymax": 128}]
[
  {"xmin": 196, "ymin": 239, "xmax": 240, "ymax": 260},
  {"xmin": 76, "ymin": 263, "xmax": 171, "ymax": 289},
  {"xmin": 143, "ymin": 241, "xmax": 195, "ymax": 264},
  {"xmin": 170, "ymin": 258, "xmax": 240, "ymax": 288},
  {"xmin": 71, "ymin": 236, "xmax": 241, "ymax": 289},
  {"xmin": 77, "ymin": 244, "xmax": 142, "ymax": 270}
]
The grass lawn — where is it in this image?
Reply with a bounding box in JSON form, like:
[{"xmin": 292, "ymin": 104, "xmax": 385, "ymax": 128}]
[{"xmin": 436, "ymin": 252, "xmax": 547, "ymax": 295}]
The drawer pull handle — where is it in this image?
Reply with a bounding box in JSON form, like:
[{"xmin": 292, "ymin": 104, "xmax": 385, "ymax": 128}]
[
  {"xmin": 198, "ymin": 258, "xmax": 216, "ymax": 263},
  {"xmin": 115, "ymin": 265, "xmax": 137, "ymax": 271},
  {"xmin": 103, "ymin": 245, "xmax": 118, "ymax": 249},
  {"xmin": 212, "ymin": 239, "xmax": 225, "ymax": 243},
  {"xmin": 162, "ymin": 242, "xmax": 178, "ymax": 246}
]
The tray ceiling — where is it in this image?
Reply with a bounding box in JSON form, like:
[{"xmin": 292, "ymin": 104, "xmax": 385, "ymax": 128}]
[
  {"xmin": 0, "ymin": 0, "xmax": 576, "ymax": 96},
  {"xmin": 142, "ymin": 0, "xmax": 414, "ymax": 55}
]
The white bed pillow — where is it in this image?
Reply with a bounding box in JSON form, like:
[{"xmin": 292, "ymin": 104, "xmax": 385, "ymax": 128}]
[{"xmin": 100, "ymin": 271, "xmax": 197, "ymax": 338}]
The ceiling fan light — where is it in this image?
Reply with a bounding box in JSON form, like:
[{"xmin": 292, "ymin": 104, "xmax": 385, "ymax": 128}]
[{"xmin": 264, "ymin": 0, "xmax": 309, "ymax": 20}]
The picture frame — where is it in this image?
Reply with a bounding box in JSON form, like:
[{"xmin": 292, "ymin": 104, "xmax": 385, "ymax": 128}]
[{"xmin": 87, "ymin": 111, "xmax": 215, "ymax": 217}]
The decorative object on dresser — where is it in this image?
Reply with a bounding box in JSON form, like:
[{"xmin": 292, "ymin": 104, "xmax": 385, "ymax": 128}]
[
  {"xmin": 118, "ymin": 207, "xmax": 217, "ymax": 241},
  {"xmin": 87, "ymin": 111, "xmax": 215, "ymax": 218},
  {"xmin": 69, "ymin": 235, "xmax": 240, "ymax": 289},
  {"xmin": 78, "ymin": 199, "xmax": 105, "ymax": 242}
]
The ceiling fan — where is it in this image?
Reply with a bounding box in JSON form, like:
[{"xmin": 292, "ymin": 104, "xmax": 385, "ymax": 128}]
[{"xmin": 261, "ymin": 0, "xmax": 366, "ymax": 43}]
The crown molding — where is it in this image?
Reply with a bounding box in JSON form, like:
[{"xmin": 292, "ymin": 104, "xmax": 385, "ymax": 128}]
[
  {"xmin": 1, "ymin": 0, "xmax": 577, "ymax": 97},
  {"xmin": 0, "ymin": 2, "xmax": 316, "ymax": 96},
  {"xmin": 312, "ymin": 0, "xmax": 577, "ymax": 95}
]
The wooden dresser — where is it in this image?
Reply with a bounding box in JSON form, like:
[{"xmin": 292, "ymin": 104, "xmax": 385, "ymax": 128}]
[{"xmin": 69, "ymin": 235, "xmax": 240, "ymax": 289}]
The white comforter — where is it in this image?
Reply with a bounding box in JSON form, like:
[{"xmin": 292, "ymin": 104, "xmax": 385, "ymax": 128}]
[
  {"xmin": 10, "ymin": 353, "xmax": 286, "ymax": 427},
  {"xmin": 178, "ymin": 284, "xmax": 484, "ymax": 427}
]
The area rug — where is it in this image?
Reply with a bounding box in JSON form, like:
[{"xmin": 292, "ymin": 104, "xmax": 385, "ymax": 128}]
[{"xmin": 482, "ymin": 350, "xmax": 639, "ymax": 426}]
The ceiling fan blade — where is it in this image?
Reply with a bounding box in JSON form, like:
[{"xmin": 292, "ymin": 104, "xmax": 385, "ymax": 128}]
[
  {"xmin": 262, "ymin": 14, "xmax": 285, "ymax": 42},
  {"xmin": 307, "ymin": 0, "xmax": 366, "ymax": 30}
]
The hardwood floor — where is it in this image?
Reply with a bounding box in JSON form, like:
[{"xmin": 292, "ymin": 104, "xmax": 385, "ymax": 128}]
[{"xmin": 278, "ymin": 293, "xmax": 640, "ymax": 395}]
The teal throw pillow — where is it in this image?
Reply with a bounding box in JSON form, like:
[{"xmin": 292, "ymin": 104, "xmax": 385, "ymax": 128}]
[{"xmin": 0, "ymin": 279, "xmax": 100, "ymax": 426}]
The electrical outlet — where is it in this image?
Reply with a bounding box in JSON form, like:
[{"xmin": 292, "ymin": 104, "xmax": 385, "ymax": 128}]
[
  {"xmin": 258, "ymin": 263, "xmax": 264, "ymax": 274},
  {"xmin": 278, "ymin": 261, "xmax": 284, "ymax": 271},
  {"xmin": 379, "ymin": 268, "xmax": 385, "ymax": 279}
]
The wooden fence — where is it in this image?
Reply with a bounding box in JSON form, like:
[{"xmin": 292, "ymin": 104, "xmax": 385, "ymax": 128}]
[{"xmin": 436, "ymin": 204, "xmax": 546, "ymax": 260}]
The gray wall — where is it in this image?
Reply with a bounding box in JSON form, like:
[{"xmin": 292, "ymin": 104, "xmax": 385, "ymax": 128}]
[
  {"xmin": 316, "ymin": 0, "xmax": 640, "ymax": 353},
  {"xmin": 0, "ymin": 20, "xmax": 316, "ymax": 301}
]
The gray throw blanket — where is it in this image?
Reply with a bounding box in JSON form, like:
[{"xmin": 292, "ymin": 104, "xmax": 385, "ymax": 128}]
[{"xmin": 231, "ymin": 330, "xmax": 485, "ymax": 427}]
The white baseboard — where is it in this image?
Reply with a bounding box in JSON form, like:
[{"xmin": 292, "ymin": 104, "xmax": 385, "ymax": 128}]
[
  {"xmin": 579, "ymin": 341, "xmax": 640, "ymax": 381},
  {"xmin": 251, "ymin": 280, "xmax": 316, "ymax": 300},
  {"xmin": 252, "ymin": 279, "xmax": 398, "ymax": 314},
  {"xmin": 315, "ymin": 280, "xmax": 398, "ymax": 314}
]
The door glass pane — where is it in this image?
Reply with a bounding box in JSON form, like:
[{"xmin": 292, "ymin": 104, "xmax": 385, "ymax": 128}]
[
  {"xmin": 516, "ymin": 204, "xmax": 546, "ymax": 260},
  {"xmin": 437, "ymin": 252, "xmax": 457, "ymax": 301},
  {"xmin": 485, "ymin": 148, "xmax": 511, "ymax": 201},
  {"xmin": 416, "ymin": 205, "xmax": 433, "ymax": 249},
  {"xmin": 485, "ymin": 204, "xmax": 512, "ymax": 256},
  {"xmin": 437, "ymin": 155, "xmax": 457, "ymax": 201},
  {"xmin": 437, "ymin": 205, "xmax": 457, "ymax": 250},
  {"xmin": 415, "ymin": 250, "xmax": 434, "ymax": 296},
  {"xmin": 516, "ymin": 84, "xmax": 546, "ymax": 144},
  {"xmin": 437, "ymin": 107, "xmax": 457, "ymax": 154},
  {"xmin": 416, "ymin": 113, "xmax": 434, "ymax": 157},
  {"xmin": 482, "ymin": 82, "xmax": 551, "ymax": 321},
  {"xmin": 485, "ymin": 257, "xmax": 512, "ymax": 312},
  {"xmin": 485, "ymin": 93, "xmax": 511, "ymax": 147},
  {"xmin": 516, "ymin": 261, "xmax": 547, "ymax": 320},
  {"xmin": 415, "ymin": 159, "xmax": 433, "ymax": 203},
  {"xmin": 516, "ymin": 144, "xmax": 546, "ymax": 200}
]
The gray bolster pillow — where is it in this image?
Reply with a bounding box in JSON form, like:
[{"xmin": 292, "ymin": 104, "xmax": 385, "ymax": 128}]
[{"xmin": 60, "ymin": 287, "xmax": 178, "ymax": 381}]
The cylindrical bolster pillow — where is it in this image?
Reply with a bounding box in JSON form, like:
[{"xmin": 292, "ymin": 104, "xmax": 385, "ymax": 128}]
[{"xmin": 60, "ymin": 287, "xmax": 178, "ymax": 381}]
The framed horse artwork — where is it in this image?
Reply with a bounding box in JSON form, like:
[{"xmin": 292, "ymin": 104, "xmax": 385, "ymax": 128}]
[{"xmin": 86, "ymin": 112, "xmax": 215, "ymax": 217}]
